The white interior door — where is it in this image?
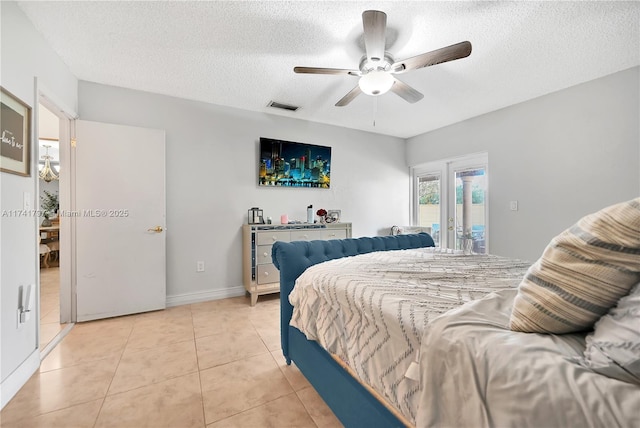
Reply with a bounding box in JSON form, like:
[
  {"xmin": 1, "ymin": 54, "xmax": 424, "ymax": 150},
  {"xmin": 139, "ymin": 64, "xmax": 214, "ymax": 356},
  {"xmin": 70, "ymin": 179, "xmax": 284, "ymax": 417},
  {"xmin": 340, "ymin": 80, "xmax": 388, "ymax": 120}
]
[{"xmin": 75, "ymin": 120, "xmax": 166, "ymax": 321}]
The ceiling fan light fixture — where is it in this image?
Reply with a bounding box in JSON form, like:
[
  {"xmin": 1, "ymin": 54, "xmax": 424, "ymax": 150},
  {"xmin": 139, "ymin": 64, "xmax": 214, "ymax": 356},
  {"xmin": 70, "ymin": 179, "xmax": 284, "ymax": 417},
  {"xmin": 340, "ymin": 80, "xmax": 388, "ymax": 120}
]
[{"xmin": 358, "ymin": 70, "xmax": 394, "ymax": 96}]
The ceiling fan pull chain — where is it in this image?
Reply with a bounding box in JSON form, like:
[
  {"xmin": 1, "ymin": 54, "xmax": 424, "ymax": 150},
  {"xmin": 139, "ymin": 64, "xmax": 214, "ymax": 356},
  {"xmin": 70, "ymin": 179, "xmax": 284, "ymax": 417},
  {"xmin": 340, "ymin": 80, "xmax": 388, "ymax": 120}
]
[{"xmin": 373, "ymin": 96, "xmax": 377, "ymax": 127}]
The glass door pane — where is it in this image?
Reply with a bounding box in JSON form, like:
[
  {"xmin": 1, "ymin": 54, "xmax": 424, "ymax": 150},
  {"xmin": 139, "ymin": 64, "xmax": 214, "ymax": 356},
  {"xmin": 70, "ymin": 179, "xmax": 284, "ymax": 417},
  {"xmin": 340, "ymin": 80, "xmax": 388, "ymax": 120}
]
[
  {"xmin": 452, "ymin": 168, "xmax": 486, "ymax": 253},
  {"xmin": 417, "ymin": 174, "xmax": 441, "ymax": 247},
  {"xmin": 413, "ymin": 153, "xmax": 487, "ymax": 253}
]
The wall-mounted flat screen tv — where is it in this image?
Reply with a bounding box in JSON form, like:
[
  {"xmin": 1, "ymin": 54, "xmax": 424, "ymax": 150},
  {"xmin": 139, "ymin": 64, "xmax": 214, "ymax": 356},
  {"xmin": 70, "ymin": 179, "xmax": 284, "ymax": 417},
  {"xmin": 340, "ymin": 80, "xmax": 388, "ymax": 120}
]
[{"xmin": 259, "ymin": 137, "xmax": 331, "ymax": 188}]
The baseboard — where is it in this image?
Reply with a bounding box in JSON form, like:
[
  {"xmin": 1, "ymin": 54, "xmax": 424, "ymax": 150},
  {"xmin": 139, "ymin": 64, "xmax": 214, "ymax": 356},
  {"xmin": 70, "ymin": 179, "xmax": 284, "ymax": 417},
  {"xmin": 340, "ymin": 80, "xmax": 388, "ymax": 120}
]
[
  {"xmin": 166, "ymin": 285, "xmax": 246, "ymax": 307},
  {"xmin": 1, "ymin": 349, "xmax": 40, "ymax": 410}
]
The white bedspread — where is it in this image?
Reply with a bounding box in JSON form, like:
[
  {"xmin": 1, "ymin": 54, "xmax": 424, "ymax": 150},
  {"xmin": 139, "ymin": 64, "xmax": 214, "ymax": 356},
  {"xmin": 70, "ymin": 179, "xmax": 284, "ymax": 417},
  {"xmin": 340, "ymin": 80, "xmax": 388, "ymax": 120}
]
[
  {"xmin": 289, "ymin": 248, "xmax": 532, "ymax": 425},
  {"xmin": 417, "ymin": 288, "xmax": 640, "ymax": 428}
]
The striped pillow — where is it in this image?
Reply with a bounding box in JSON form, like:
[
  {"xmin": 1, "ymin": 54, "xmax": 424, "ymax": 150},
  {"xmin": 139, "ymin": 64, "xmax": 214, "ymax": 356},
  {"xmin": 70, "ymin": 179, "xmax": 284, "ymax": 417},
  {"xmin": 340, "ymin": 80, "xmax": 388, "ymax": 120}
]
[{"xmin": 510, "ymin": 198, "xmax": 640, "ymax": 334}]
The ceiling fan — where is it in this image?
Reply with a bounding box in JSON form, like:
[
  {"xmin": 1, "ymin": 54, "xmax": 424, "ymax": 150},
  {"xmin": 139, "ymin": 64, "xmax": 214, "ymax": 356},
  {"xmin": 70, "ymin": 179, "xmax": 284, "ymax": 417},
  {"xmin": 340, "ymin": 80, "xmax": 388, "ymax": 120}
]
[{"xmin": 294, "ymin": 10, "xmax": 472, "ymax": 107}]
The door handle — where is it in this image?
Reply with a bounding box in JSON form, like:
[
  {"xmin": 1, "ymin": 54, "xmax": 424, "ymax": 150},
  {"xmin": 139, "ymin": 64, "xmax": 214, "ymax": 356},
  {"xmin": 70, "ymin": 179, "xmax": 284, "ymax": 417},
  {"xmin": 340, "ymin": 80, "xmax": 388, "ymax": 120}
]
[
  {"xmin": 147, "ymin": 226, "xmax": 164, "ymax": 233},
  {"xmin": 448, "ymin": 226, "xmax": 454, "ymax": 231}
]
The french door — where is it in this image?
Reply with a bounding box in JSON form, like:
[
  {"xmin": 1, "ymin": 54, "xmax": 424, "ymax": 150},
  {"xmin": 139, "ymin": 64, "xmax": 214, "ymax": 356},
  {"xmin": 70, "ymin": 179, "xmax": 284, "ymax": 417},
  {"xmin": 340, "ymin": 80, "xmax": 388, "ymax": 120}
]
[{"xmin": 412, "ymin": 153, "xmax": 488, "ymax": 253}]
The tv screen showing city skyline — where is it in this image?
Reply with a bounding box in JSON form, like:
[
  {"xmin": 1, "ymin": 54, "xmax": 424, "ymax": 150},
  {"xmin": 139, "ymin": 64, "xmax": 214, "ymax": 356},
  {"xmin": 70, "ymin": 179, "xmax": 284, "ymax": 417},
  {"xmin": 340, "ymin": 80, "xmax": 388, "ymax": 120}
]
[{"xmin": 259, "ymin": 137, "xmax": 332, "ymax": 188}]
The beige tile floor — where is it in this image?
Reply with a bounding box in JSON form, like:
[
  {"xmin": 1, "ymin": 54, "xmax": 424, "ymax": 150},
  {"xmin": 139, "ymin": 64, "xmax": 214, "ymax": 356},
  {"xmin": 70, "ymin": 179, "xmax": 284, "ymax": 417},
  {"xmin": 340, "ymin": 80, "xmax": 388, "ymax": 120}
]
[
  {"xmin": 1, "ymin": 294, "xmax": 343, "ymax": 428},
  {"xmin": 40, "ymin": 265, "xmax": 67, "ymax": 350}
]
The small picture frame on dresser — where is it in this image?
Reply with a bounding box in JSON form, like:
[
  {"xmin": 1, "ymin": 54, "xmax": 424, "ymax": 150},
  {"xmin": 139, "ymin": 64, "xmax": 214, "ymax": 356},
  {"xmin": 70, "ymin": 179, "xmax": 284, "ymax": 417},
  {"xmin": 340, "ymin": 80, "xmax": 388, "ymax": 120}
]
[{"xmin": 326, "ymin": 210, "xmax": 341, "ymax": 223}]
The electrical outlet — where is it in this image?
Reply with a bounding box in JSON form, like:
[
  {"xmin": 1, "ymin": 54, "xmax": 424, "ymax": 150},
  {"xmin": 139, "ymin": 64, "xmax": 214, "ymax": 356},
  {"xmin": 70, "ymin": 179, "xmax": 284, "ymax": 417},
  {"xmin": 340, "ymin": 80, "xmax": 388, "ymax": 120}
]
[
  {"xmin": 510, "ymin": 201, "xmax": 518, "ymax": 211},
  {"xmin": 196, "ymin": 261, "xmax": 205, "ymax": 272}
]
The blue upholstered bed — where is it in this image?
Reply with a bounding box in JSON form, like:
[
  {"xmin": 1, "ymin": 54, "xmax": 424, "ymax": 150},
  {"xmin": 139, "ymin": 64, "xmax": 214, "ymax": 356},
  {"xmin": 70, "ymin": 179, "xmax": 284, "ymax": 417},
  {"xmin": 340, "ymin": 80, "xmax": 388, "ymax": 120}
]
[
  {"xmin": 271, "ymin": 223, "xmax": 640, "ymax": 428},
  {"xmin": 272, "ymin": 233, "xmax": 434, "ymax": 427}
]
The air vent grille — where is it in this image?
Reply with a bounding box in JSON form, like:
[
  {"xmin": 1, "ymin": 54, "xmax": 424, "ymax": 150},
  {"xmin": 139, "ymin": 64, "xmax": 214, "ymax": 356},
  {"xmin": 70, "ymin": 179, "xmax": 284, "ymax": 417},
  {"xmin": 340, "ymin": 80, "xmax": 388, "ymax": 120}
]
[{"xmin": 267, "ymin": 101, "xmax": 300, "ymax": 112}]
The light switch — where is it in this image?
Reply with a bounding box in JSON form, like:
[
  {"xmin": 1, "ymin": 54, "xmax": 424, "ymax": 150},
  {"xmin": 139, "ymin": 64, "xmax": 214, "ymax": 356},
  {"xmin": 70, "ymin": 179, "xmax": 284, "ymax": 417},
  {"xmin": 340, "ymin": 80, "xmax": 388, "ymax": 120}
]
[
  {"xmin": 196, "ymin": 261, "xmax": 205, "ymax": 272},
  {"xmin": 510, "ymin": 201, "xmax": 518, "ymax": 211},
  {"xmin": 23, "ymin": 192, "xmax": 31, "ymax": 210}
]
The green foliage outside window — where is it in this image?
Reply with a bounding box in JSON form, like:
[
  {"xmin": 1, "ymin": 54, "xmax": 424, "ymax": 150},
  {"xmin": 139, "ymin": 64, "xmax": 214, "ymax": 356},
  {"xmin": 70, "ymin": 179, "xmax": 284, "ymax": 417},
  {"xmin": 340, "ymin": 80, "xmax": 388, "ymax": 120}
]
[
  {"xmin": 455, "ymin": 185, "xmax": 485, "ymax": 204},
  {"xmin": 419, "ymin": 181, "xmax": 484, "ymax": 205},
  {"xmin": 419, "ymin": 180, "xmax": 439, "ymax": 204}
]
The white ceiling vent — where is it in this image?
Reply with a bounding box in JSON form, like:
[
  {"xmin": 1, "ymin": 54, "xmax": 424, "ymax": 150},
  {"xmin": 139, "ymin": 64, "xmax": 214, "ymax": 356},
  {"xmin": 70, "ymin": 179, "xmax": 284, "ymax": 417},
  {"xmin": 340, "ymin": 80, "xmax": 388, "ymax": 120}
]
[{"xmin": 267, "ymin": 101, "xmax": 300, "ymax": 112}]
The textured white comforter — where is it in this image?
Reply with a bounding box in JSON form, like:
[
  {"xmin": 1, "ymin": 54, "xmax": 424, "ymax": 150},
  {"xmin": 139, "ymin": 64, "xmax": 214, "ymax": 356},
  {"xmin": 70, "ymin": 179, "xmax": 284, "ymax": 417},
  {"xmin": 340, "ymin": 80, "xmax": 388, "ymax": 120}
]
[
  {"xmin": 417, "ymin": 288, "xmax": 640, "ymax": 428},
  {"xmin": 289, "ymin": 248, "xmax": 532, "ymax": 425}
]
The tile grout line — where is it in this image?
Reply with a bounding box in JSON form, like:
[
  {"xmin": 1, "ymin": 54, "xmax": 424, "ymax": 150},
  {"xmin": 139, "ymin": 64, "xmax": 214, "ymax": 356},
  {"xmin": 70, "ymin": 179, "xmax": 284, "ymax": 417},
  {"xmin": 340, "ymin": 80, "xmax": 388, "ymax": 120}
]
[
  {"xmin": 11, "ymin": 298, "xmax": 319, "ymax": 427},
  {"xmin": 195, "ymin": 300, "xmax": 295, "ymax": 426},
  {"xmin": 39, "ymin": 322, "xmax": 75, "ymax": 361},
  {"xmin": 92, "ymin": 318, "xmax": 136, "ymax": 427},
  {"xmin": 192, "ymin": 303, "xmax": 208, "ymax": 428},
  {"xmin": 9, "ymin": 322, "xmax": 131, "ymax": 425},
  {"xmin": 207, "ymin": 391, "xmax": 303, "ymax": 427},
  {"xmin": 270, "ymin": 350, "xmax": 325, "ymax": 425},
  {"xmin": 294, "ymin": 388, "xmax": 323, "ymax": 428},
  {"xmin": 101, "ymin": 312, "xmax": 200, "ymax": 397}
]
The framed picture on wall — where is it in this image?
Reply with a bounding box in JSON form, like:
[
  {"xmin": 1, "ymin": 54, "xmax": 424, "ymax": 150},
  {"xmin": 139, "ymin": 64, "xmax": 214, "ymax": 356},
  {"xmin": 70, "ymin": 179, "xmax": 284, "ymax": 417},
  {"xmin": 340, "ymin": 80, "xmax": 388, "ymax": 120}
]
[
  {"xmin": 326, "ymin": 210, "xmax": 341, "ymax": 223},
  {"xmin": 259, "ymin": 137, "xmax": 331, "ymax": 188},
  {"xmin": 1, "ymin": 86, "xmax": 31, "ymax": 177}
]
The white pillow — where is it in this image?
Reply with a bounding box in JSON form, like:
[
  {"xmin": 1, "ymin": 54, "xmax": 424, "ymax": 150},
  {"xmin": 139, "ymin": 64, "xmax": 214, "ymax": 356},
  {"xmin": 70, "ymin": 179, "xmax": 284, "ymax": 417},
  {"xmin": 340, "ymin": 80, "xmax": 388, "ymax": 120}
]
[{"xmin": 581, "ymin": 283, "xmax": 640, "ymax": 384}]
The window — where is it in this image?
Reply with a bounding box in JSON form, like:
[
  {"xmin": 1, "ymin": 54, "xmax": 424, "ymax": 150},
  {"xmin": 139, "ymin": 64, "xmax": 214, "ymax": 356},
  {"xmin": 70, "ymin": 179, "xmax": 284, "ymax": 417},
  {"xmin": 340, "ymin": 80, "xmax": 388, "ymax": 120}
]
[{"xmin": 417, "ymin": 174, "xmax": 441, "ymax": 246}]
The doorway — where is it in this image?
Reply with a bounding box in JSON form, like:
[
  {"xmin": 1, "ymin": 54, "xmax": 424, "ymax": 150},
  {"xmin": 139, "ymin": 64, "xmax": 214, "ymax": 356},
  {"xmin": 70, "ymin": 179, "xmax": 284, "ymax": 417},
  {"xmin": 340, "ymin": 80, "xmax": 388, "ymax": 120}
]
[
  {"xmin": 412, "ymin": 153, "xmax": 489, "ymax": 253},
  {"xmin": 36, "ymin": 88, "xmax": 76, "ymax": 358},
  {"xmin": 37, "ymin": 103, "xmax": 65, "ymax": 351}
]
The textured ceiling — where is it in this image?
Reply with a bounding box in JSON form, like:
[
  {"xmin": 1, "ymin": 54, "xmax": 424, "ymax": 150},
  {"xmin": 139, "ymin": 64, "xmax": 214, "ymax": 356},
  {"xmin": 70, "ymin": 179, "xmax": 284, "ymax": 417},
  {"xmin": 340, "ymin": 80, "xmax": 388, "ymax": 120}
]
[{"xmin": 17, "ymin": 1, "xmax": 640, "ymax": 139}]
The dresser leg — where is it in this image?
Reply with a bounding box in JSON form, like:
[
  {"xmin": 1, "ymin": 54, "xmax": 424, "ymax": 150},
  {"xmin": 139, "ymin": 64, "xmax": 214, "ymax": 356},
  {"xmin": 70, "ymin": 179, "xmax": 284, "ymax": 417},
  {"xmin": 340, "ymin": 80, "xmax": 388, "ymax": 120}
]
[{"xmin": 250, "ymin": 293, "xmax": 258, "ymax": 306}]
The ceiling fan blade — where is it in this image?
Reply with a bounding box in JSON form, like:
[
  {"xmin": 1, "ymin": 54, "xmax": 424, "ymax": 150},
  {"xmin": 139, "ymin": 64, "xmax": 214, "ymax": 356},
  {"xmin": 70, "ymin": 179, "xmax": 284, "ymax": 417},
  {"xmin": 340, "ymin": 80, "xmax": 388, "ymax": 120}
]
[
  {"xmin": 335, "ymin": 85, "xmax": 362, "ymax": 107},
  {"xmin": 362, "ymin": 10, "xmax": 387, "ymax": 62},
  {"xmin": 391, "ymin": 41, "xmax": 472, "ymax": 74},
  {"xmin": 390, "ymin": 78, "xmax": 424, "ymax": 103},
  {"xmin": 294, "ymin": 66, "xmax": 360, "ymax": 76}
]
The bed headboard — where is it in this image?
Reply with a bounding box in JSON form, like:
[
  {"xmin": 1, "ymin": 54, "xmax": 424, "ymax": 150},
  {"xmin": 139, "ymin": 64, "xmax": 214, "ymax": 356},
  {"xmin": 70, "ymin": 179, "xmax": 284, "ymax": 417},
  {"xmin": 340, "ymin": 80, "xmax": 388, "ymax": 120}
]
[{"xmin": 272, "ymin": 233, "xmax": 435, "ymax": 358}]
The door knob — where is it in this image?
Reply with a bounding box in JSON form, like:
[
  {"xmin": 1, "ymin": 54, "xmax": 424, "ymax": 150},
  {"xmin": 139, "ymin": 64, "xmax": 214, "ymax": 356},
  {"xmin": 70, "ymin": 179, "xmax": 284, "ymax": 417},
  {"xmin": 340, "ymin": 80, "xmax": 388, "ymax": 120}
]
[
  {"xmin": 147, "ymin": 226, "xmax": 164, "ymax": 233},
  {"xmin": 448, "ymin": 226, "xmax": 454, "ymax": 231}
]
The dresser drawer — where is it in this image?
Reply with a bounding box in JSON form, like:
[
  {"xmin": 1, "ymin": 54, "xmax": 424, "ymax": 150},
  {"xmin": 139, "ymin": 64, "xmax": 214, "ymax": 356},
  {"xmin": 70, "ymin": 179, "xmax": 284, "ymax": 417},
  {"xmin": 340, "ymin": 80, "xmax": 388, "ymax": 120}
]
[
  {"xmin": 256, "ymin": 263, "xmax": 280, "ymax": 285},
  {"xmin": 257, "ymin": 231, "xmax": 290, "ymax": 245},
  {"xmin": 256, "ymin": 245, "xmax": 273, "ymax": 265},
  {"xmin": 322, "ymin": 229, "xmax": 347, "ymax": 240},
  {"xmin": 290, "ymin": 229, "xmax": 325, "ymax": 241}
]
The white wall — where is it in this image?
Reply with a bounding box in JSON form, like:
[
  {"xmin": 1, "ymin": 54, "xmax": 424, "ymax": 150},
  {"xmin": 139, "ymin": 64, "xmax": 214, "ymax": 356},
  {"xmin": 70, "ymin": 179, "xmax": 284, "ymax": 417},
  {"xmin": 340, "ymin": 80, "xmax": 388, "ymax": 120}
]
[
  {"xmin": 77, "ymin": 81, "xmax": 409, "ymax": 302},
  {"xmin": 407, "ymin": 67, "xmax": 640, "ymax": 261},
  {"xmin": 0, "ymin": 1, "xmax": 77, "ymax": 407}
]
